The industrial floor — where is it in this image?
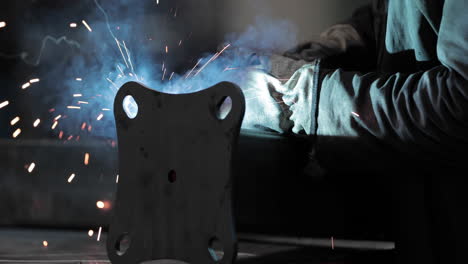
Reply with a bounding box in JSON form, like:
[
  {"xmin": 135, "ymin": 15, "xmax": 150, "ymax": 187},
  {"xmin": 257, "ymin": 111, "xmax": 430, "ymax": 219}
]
[{"xmin": 0, "ymin": 228, "xmax": 396, "ymax": 264}]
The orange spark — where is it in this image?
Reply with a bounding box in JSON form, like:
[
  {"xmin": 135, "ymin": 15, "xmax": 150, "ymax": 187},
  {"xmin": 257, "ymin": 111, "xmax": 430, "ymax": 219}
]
[
  {"xmin": 0, "ymin": 100, "xmax": 9, "ymax": 109},
  {"xmin": 21, "ymin": 82, "xmax": 31, "ymax": 89},
  {"xmin": 10, "ymin": 116, "xmax": 20, "ymax": 126},
  {"xmin": 96, "ymin": 201, "xmax": 105, "ymax": 209},
  {"xmin": 195, "ymin": 44, "xmax": 231, "ymax": 77},
  {"xmin": 84, "ymin": 153, "xmax": 90, "ymax": 165},
  {"xmin": 67, "ymin": 173, "xmax": 75, "ymax": 183},
  {"xmin": 97, "ymin": 227, "xmax": 102, "ymax": 241},
  {"xmin": 12, "ymin": 128, "xmax": 21, "ymax": 138},
  {"xmin": 82, "ymin": 20, "xmax": 92, "ymax": 32},
  {"xmin": 33, "ymin": 119, "xmax": 41, "ymax": 127},
  {"xmin": 67, "ymin": 106, "xmax": 81, "ymax": 109},
  {"xmin": 27, "ymin": 163, "xmax": 36, "ymax": 173}
]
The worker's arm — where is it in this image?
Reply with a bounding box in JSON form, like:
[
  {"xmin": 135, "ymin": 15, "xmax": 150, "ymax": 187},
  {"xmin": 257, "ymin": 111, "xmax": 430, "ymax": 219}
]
[{"xmin": 305, "ymin": 0, "xmax": 468, "ymax": 171}]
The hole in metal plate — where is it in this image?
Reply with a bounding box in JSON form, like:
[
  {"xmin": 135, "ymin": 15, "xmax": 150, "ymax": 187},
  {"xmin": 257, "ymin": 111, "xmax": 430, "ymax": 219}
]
[
  {"xmin": 115, "ymin": 233, "xmax": 131, "ymax": 256},
  {"xmin": 216, "ymin": 96, "xmax": 232, "ymax": 120},
  {"xmin": 123, "ymin": 95, "xmax": 138, "ymax": 119},
  {"xmin": 208, "ymin": 236, "xmax": 224, "ymax": 262},
  {"xmin": 168, "ymin": 170, "xmax": 177, "ymax": 183}
]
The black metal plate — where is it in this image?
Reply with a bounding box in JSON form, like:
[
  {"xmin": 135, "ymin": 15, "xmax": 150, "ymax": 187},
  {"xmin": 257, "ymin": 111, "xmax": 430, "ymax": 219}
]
[{"xmin": 107, "ymin": 82, "xmax": 245, "ymax": 264}]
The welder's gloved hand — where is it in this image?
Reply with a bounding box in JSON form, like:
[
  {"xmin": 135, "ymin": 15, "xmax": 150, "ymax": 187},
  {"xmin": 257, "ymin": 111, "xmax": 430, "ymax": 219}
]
[
  {"xmin": 237, "ymin": 69, "xmax": 293, "ymax": 133},
  {"xmin": 280, "ymin": 63, "xmax": 316, "ymax": 135},
  {"xmin": 222, "ymin": 47, "xmax": 317, "ymax": 134},
  {"xmin": 235, "ymin": 61, "xmax": 317, "ymax": 135}
]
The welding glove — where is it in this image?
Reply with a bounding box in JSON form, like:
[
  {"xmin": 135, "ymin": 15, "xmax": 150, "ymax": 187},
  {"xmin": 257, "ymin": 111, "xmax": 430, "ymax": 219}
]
[
  {"xmin": 233, "ymin": 54, "xmax": 317, "ymax": 135},
  {"xmin": 237, "ymin": 68, "xmax": 293, "ymax": 133},
  {"xmin": 280, "ymin": 63, "xmax": 317, "ymax": 135}
]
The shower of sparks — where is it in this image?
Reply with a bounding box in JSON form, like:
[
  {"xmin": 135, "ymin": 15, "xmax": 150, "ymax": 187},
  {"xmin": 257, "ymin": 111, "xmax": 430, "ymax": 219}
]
[
  {"xmin": 97, "ymin": 227, "xmax": 102, "ymax": 241},
  {"xmin": 54, "ymin": 115, "xmax": 62, "ymax": 121},
  {"xmin": 30, "ymin": 78, "xmax": 40, "ymax": 83},
  {"xmin": 116, "ymin": 65, "xmax": 125, "ymax": 76},
  {"xmin": 162, "ymin": 68, "xmax": 166, "ymax": 80},
  {"xmin": 12, "ymin": 128, "xmax": 21, "ymax": 138},
  {"xmin": 115, "ymin": 39, "xmax": 129, "ymax": 69},
  {"xmin": 33, "ymin": 119, "xmax": 41, "ymax": 127},
  {"xmin": 75, "ymin": 77, "xmax": 82, "ymax": 81},
  {"xmin": 73, "ymin": 94, "xmax": 82, "ymax": 97},
  {"xmin": 67, "ymin": 173, "xmax": 76, "ymax": 183},
  {"xmin": 10, "ymin": 116, "xmax": 20, "ymax": 126},
  {"xmin": 121, "ymin": 41, "xmax": 135, "ymax": 73},
  {"xmin": 27, "ymin": 162, "xmax": 36, "ymax": 173},
  {"xmin": 96, "ymin": 200, "xmax": 105, "ymax": 209},
  {"xmin": 96, "ymin": 113, "xmax": 104, "ymax": 120},
  {"xmin": 67, "ymin": 106, "xmax": 81, "ymax": 109},
  {"xmin": 84, "ymin": 153, "xmax": 90, "ymax": 165},
  {"xmin": 88, "ymin": 230, "xmax": 94, "ymax": 237},
  {"xmin": 70, "ymin": 23, "xmax": 77, "ymax": 28},
  {"xmin": 106, "ymin": 78, "xmax": 119, "ymax": 90},
  {"xmin": 51, "ymin": 121, "xmax": 58, "ymax": 130},
  {"xmin": 21, "ymin": 82, "xmax": 31, "ymax": 89},
  {"xmin": 0, "ymin": 21, "xmax": 6, "ymax": 28},
  {"xmin": 42, "ymin": 241, "xmax": 48, "ymax": 247},
  {"xmin": 194, "ymin": 44, "xmax": 231, "ymax": 77},
  {"xmin": 185, "ymin": 59, "xmax": 201, "ymax": 79},
  {"xmin": 82, "ymin": 20, "xmax": 93, "ymax": 32},
  {"xmin": 0, "ymin": 100, "xmax": 9, "ymax": 109}
]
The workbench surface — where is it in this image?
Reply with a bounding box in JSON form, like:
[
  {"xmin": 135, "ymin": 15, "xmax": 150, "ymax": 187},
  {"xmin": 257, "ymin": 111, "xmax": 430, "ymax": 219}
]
[{"xmin": 0, "ymin": 228, "xmax": 394, "ymax": 264}]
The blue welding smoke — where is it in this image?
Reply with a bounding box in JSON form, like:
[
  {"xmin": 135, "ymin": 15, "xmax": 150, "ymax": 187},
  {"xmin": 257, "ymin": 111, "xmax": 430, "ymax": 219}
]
[{"xmin": 5, "ymin": 0, "xmax": 298, "ymax": 139}]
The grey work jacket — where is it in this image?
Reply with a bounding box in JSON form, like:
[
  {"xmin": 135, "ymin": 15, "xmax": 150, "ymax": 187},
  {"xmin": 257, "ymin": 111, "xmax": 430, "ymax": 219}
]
[{"xmin": 303, "ymin": 0, "xmax": 468, "ymax": 174}]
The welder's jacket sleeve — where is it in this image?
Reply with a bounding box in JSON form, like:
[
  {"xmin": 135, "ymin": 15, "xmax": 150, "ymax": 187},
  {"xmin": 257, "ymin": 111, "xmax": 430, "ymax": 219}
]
[{"xmin": 310, "ymin": 0, "xmax": 468, "ymax": 172}]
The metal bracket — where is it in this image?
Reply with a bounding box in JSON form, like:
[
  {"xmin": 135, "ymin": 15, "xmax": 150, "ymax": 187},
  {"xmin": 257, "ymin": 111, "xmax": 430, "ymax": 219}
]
[{"xmin": 107, "ymin": 81, "xmax": 245, "ymax": 264}]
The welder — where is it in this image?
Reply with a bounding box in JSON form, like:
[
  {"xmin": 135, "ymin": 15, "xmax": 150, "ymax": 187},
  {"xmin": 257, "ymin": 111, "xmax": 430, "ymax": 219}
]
[{"xmin": 237, "ymin": 0, "xmax": 468, "ymax": 263}]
